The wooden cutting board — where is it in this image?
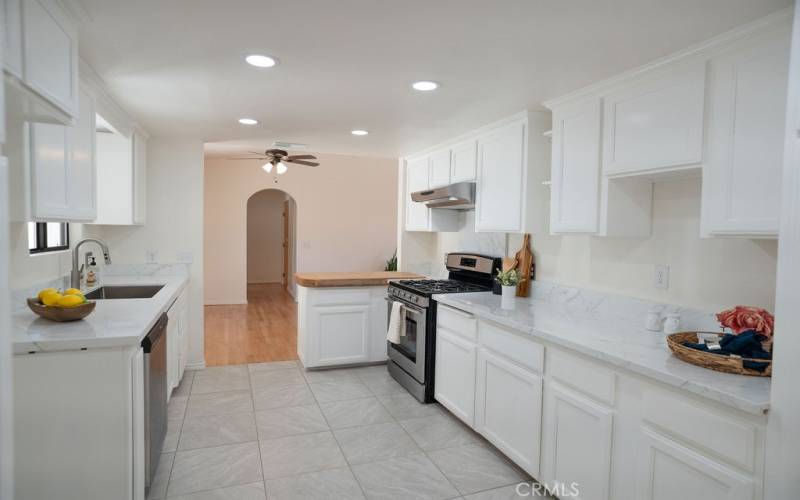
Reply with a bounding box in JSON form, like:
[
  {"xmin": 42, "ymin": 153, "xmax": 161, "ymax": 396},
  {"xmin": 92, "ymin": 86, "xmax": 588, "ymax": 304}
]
[{"xmin": 515, "ymin": 234, "xmax": 535, "ymax": 297}]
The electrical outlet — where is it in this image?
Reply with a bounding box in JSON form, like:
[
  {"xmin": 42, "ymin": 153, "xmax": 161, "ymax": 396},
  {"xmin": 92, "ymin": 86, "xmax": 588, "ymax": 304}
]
[
  {"xmin": 654, "ymin": 264, "xmax": 669, "ymax": 290},
  {"xmin": 146, "ymin": 250, "xmax": 158, "ymax": 264},
  {"xmin": 177, "ymin": 251, "xmax": 193, "ymax": 264}
]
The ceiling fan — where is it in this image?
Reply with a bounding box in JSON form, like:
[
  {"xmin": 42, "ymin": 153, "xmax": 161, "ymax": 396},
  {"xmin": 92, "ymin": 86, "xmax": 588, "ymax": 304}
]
[{"xmin": 228, "ymin": 149, "xmax": 319, "ymax": 182}]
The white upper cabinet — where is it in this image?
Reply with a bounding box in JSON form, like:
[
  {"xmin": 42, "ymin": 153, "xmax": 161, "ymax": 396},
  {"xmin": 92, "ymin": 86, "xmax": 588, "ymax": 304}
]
[
  {"xmin": 28, "ymin": 87, "xmax": 96, "ymax": 221},
  {"xmin": 550, "ymin": 98, "xmax": 603, "ymax": 234},
  {"xmin": 132, "ymin": 130, "xmax": 147, "ymax": 225},
  {"xmin": 602, "ymin": 62, "xmax": 706, "ymax": 176},
  {"xmin": 428, "ymin": 149, "xmax": 451, "ymax": 188},
  {"xmin": 450, "ymin": 140, "xmax": 477, "ymax": 183},
  {"xmin": 476, "ymin": 120, "xmax": 527, "ymax": 232},
  {"xmin": 3, "ymin": 0, "xmax": 78, "ymax": 123},
  {"xmin": 405, "ymin": 157, "xmax": 431, "ymax": 231},
  {"xmin": 2, "ymin": 0, "xmax": 23, "ymax": 78},
  {"xmin": 701, "ymin": 29, "xmax": 790, "ymax": 238}
]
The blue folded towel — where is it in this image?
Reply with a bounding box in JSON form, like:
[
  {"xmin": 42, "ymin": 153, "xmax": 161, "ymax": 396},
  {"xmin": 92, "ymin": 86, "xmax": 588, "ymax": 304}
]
[{"xmin": 680, "ymin": 330, "xmax": 771, "ymax": 372}]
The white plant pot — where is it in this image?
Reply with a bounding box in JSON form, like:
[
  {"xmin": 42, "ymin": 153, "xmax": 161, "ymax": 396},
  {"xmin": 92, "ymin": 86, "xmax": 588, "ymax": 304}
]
[{"xmin": 501, "ymin": 285, "xmax": 516, "ymax": 310}]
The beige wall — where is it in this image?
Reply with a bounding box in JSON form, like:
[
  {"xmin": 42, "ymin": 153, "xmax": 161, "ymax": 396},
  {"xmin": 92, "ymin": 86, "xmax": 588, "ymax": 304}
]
[
  {"xmin": 246, "ymin": 190, "xmax": 285, "ymax": 284},
  {"xmin": 88, "ymin": 138, "xmax": 206, "ymax": 367},
  {"xmin": 204, "ymin": 152, "xmax": 398, "ymax": 305}
]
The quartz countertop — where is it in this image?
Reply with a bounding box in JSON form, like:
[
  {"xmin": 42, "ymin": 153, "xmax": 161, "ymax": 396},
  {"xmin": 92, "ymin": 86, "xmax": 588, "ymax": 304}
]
[
  {"xmin": 12, "ymin": 274, "xmax": 189, "ymax": 354},
  {"xmin": 295, "ymin": 271, "xmax": 424, "ymax": 288},
  {"xmin": 434, "ymin": 291, "xmax": 771, "ymax": 416}
]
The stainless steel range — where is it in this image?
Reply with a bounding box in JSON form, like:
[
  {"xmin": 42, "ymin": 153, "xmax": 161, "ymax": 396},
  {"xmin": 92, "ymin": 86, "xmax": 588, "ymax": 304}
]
[{"xmin": 386, "ymin": 253, "xmax": 501, "ymax": 403}]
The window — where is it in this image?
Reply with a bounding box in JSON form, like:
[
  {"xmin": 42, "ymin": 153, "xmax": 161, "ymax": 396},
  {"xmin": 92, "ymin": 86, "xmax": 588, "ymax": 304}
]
[{"xmin": 28, "ymin": 222, "xmax": 70, "ymax": 254}]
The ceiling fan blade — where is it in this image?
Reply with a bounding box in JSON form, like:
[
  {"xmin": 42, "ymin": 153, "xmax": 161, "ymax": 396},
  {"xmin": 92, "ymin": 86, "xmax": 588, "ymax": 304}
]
[
  {"xmin": 288, "ymin": 159, "xmax": 319, "ymax": 167},
  {"xmin": 285, "ymin": 154, "xmax": 317, "ymax": 161},
  {"xmin": 248, "ymin": 151, "xmax": 267, "ymax": 155},
  {"xmin": 227, "ymin": 157, "xmax": 268, "ymax": 160}
]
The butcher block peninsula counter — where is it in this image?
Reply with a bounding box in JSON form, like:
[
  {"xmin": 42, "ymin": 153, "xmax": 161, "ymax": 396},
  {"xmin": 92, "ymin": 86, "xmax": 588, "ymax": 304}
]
[{"xmin": 295, "ymin": 271, "xmax": 423, "ymax": 368}]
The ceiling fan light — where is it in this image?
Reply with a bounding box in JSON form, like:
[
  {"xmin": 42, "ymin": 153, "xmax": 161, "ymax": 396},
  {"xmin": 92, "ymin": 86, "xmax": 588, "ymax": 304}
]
[
  {"xmin": 262, "ymin": 163, "xmax": 273, "ymax": 173},
  {"xmin": 276, "ymin": 162, "xmax": 288, "ymax": 175},
  {"xmin": 245, "ymin": 54, "xmax": 277, "ymax": 68},
  {"xmin": 351, "ymin": 129, "xmax": 369, "ymax": 136},
  {"xmin": 238, "ymin": 118, "xmax": 259, "ymax": 125}
]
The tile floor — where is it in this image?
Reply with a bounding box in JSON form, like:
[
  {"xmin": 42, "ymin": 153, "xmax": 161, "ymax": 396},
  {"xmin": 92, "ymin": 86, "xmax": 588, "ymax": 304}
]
[{"xmin": 149, "ymin": 362, "xmax": 553, "ymax": 500}]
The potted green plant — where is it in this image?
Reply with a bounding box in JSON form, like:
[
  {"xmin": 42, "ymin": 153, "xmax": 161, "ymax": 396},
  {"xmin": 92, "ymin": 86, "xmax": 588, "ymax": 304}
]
[
  {"xmin": 384, "ymin": 250, "xmax": 397, "ymax": 272},
  {"xmin": 495, "ymin": 269, "xmax": 523, "ymax": 309}
]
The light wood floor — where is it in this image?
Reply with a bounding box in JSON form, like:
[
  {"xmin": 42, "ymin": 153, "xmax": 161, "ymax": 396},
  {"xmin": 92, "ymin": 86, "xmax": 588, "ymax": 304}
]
[{"xmin": 204, "ymin": 283, "xmax": 298, "ymax": 367}]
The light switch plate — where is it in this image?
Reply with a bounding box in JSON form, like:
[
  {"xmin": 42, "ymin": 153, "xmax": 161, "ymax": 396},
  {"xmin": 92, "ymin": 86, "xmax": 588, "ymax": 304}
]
[{"xmin": 654, "ymin": 264, "xmax": 669, "ymax": 290}]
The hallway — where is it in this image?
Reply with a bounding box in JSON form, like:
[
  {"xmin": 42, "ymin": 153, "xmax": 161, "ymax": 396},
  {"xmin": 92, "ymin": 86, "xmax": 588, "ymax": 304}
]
[{"xmin": 204, "ymin": 284, "xmax": 298, "ymax": 367}]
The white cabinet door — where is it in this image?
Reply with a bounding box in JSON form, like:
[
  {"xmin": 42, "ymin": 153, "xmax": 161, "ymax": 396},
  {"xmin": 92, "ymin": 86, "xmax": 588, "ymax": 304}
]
[
  {"xmin": 29, "ymin": 122, "xmax": 70, "ymax": 219},
  {"xmin": 132, "ymin": 131, "xmax": 147, "ymax": 225},
  {"xmin": 541, "ymin": 383, "xmax": 613, "ymax": 500},
  {"xmin": 428, "ymin": 149, "xmax": 451, "ymax": 188},
  {"xmin": 405, "ymin": 157, "xmax": 430, "ymax": 231},
  {"xmin": 476, "ymin": 120, "xmax": 527, "ymax": 232},
  {"xmin": 21, "ymin": 0, "xmax": 78, "ymax": 117},
  {"xmin": 131, "ymin": 347, "xmax": 145, "ymax": 500},
  {"xmin": 29, "ymin": 86, "xmax": 96, "ymax": 221},
  {"xmin": 434, "ymin": 328, "xmax": 477, "ymax": 426},
  {"xmin": 450, "ymin": 140, "xmax": 477, "ymax": 183},
  {"xmin": 2, "ymin": 0, "xmax": 23, "ymax": 78},
  {"xmin": 475, "ymin": 347, "xmax": 542, "ymax": 477},
  {"xmin": 602, "ymin": 62, "xmax": 706, "ymax": 176},
  {"xmin": 550, "ymin": 98, "xmax": 602, "ymax": 233},
  {"xmin": 701, "ymin": 29, "xmax": 790, "ymax": 238},
  {"xmin": 636, "ymin": 428, "xmax": 755, "ymax": 500},
  {"xmin": 66, "ymin": 88, "xmax": 96, "ymax": 220},
  {"xmin": 312, "ymin": 304, "xmax": 371, "ymax": 366}
]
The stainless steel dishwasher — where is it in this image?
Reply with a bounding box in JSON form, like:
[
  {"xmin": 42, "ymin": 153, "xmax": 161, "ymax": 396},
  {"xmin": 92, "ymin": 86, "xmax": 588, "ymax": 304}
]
[{"xmin": 142, "ymin": 313, "xmax": 168, "ymax": 491}]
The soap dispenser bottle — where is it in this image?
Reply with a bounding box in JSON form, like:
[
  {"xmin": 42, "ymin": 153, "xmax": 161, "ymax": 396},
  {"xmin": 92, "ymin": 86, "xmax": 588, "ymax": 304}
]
[{"xmin": 85, "ymin": 256, "xmax": 98, "ymax": 286}]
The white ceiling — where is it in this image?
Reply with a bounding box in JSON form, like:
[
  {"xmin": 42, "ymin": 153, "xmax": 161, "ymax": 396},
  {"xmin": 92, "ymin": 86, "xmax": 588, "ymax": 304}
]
[{"xmin": 74, "ymin": 0, "xmax": 791, "ymax": 158}]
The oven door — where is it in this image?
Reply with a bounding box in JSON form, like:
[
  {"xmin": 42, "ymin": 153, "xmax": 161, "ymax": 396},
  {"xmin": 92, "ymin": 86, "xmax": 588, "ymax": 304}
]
[{"xmin": 386, "ymin": 297, "xmax": 427, "ymax": 383}]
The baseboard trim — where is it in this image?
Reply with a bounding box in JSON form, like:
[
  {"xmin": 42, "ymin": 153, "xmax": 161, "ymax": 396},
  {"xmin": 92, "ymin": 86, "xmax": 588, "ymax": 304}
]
[{"xmin": 186, "ymin": 361, "xmax": 206, "ymax": 370}]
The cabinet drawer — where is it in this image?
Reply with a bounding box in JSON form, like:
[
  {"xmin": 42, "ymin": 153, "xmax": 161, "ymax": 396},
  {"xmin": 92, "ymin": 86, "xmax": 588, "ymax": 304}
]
[
  {"xmin": 549, "ymin": 349, "xmax": 615, "ymax": 406},
  {"xmin": 642, "ymin": 389, "xmax": 759, "ymax": 472},
  {"xmin": 311, "ymin": 288, "xmax": 371, "ymax": 306},
  {"xmin": 478, "ymin": 320, "xmax": 543, "ymax": 373},
  {"xmin": 437, "ymin": 305, "xmax": 477, "ymax": 342}
]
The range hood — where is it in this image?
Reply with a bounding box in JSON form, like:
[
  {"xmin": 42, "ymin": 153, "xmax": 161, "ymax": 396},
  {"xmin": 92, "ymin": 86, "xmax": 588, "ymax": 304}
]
[{"xmin": 411, "ymin": 181, "xmax": 475, "ymax": 210}]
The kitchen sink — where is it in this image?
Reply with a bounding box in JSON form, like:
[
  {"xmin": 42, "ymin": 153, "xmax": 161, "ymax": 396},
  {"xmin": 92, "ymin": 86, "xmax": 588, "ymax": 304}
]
[{"xmin": 84, "ymin": 285, "xmax": 164, "ymax": 300}]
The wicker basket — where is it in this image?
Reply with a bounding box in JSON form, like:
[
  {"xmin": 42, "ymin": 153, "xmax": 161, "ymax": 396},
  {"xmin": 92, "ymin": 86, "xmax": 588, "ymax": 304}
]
[{"xmin": 666, "ymin": 331, "xmax": 772, "ymax": 377}]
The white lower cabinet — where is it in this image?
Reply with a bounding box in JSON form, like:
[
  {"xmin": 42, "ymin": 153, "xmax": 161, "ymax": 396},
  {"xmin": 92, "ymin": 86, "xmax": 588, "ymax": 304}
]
[
  {"xmin": 475, "ymin": 346, "xmax": 542, "ymax": 477},
  {"xmin": 636, "ymin": 428, "xmax": 755, "ymax": 500},
  {"xmin": 541, "ymin": 382, "xmax": 613, "ymax": 500},
  {"xmin": 166, "ymin": 287, "xmax": 189, "ymax": 395},
  {"xmin": 434, "ymin": 327, "xmax": 477, "ymax": 426},
  {"xmin": 434, "ymin": 304, "xmax": 767, "ymax": 500},
  {"xmin": 297, "ymin": 285, "xmax": 388, "ymax": 368}
]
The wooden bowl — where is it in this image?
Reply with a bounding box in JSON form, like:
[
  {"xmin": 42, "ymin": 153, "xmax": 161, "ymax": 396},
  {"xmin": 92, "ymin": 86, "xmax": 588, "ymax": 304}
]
[{"xmin": 27, "ymin": 298, "xmax": 96, "ymax": 322}]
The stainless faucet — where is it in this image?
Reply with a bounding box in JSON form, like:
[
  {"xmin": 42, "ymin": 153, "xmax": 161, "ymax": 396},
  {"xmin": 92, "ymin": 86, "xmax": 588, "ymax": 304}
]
[{"xmin": 71, "ymin": 238, "xmax": 112, "ymax": 289}]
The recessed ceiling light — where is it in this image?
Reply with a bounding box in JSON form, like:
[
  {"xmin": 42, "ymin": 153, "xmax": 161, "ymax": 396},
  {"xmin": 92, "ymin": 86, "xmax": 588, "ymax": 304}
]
[
  {"xmin": 351, "ymin": 129, "xmax": 369, "ymax": 136},
  {"xmin": 238, "ymin": 118, "xmax": 259, "ymax": 125},
  {"xmin": 412, "ymin": 81, "xmax": 439, "ymax": 91},
  {"xmin": 245, "ymin": 54, "xmax": 277, "ymax": 68}
]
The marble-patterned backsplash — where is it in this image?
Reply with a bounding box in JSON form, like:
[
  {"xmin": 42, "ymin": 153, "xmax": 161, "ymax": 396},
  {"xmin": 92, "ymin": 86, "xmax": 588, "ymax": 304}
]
[
  {"xmin": 10, "ymin": 263, "xmax": 190, "ymax": 311},
  {"xmin": 530, "ymin": 281, "xmax": 722, "ymax": 333}
]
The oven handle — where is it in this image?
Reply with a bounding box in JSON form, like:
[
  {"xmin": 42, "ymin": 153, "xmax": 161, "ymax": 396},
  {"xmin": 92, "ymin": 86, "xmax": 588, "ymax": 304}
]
[{"xmin": 385, "ymin": 296, "xmax": 425, "ymax": 315}]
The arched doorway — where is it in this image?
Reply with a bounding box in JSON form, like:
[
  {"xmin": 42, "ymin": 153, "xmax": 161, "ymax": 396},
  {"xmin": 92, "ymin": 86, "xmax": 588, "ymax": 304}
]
[{"xmin": 204, "ymin": 189, "xmax": 299, "ymax": 366}]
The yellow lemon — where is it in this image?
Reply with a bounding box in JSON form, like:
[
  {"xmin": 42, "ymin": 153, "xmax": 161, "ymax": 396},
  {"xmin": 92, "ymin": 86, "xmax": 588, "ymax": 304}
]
[
  {"xmin": 57, "ymin": 295, "xmax": 84, "ymax": 308},
  {"xmin": 38, "ymin": 288, "xmax": 58, "ymax": 301},
  {"xmin": 64, "ymin": 288, "xmax": 84, "ymax": 297},
  {"xmin": 41, "ymin": 292, "xmax": 63, "ymax": 306}
]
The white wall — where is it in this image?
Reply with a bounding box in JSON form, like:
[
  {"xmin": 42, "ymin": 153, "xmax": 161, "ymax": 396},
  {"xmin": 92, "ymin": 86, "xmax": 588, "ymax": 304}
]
[
  {"xmin": 246, "ymin": 189, "xmax": 285, "ymax": 284},
  {"xmin": 204, "ymin": 152, "xmax": 397, "ymax": 305},
  {"xmin": 88, "ymin": 138, "xmax": 205, "ymax": 367}
]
